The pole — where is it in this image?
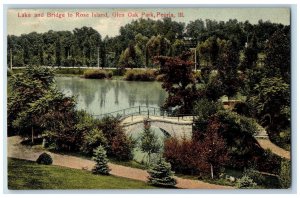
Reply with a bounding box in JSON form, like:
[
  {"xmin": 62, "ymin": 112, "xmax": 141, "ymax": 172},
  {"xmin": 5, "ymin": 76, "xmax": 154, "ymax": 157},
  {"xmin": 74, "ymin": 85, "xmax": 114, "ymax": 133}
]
[
  {"xmin": 97, "ymin": 46, "xmax": 100, "ymax": 68},
  {"xmin": 194, "ymin": 47, "xmax": 197, "ymax": 71},
  {"xmin": 10, "ymin": 48, "xmax": 12, "ymax": 70}
]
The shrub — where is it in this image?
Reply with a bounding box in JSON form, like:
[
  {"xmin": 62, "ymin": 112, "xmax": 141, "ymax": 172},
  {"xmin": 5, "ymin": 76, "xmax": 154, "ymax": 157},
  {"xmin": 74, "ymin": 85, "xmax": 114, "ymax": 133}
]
[
  {"xmin": 147, "ymin": 158, "xmax": 177, "ymax": 187},
  {"xmin": 36, "ymin": 152, "xmax": 53, "ymax": 165},
  {"xmin": 92, "ymin": 145, "xmax": 110, "ymax": 175},
  {"xmin": 155, "ymin": 74, "xmax": 165, "ymax": 82},
  {"xmin": 279, "ymin": 159, "xmax": 291, "ymax": 188},
  {"xmin": 124, "ymin": 69, "xmax": 156, "ymax": 81},
  {"xmin": 83, "ymin": 69, "xmax": 110, "ymax": 79},
  {"xmin": 98, "ymin": 116, "xmax": 134, "ymax": 161},
  {"xmin": 111, "ymin": 133, "xmax": 135, "ymax": 161},
  {"xmin": 81, "ymin": 128, "xmax": 108, "ymax": 156},
  {"xmin": 236, "ymin": 175, "xmax": 257, "ymax": 189}
]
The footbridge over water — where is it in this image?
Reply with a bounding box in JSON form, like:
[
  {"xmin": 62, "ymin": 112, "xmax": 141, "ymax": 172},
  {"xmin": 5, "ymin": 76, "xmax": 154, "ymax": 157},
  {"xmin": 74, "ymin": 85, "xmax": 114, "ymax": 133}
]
[{"xmin": 92, "ymin": 106, "xmax": 268, "ymax": 139}]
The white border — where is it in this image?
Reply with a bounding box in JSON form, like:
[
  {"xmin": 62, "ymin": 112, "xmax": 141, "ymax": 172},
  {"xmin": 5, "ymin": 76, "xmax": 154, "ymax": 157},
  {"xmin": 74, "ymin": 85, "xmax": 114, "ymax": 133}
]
[{"xmin": 1, "ymin": 0, "xmax": 299, "ymax": 197}]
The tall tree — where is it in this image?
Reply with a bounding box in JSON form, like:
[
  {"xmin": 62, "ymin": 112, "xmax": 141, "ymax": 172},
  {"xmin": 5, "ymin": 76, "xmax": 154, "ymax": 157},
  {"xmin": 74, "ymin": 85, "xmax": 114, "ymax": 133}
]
[
  {"xmin": 155, "ymin": 53, "xmax": 199, "ymax": 113},
  {"xmin": 264, "ymin": 29, "xmax": 290, "ymax": 82},
  {"xmin": 140, "ymin": 119, "xmax": 161, "ymax": 165}
]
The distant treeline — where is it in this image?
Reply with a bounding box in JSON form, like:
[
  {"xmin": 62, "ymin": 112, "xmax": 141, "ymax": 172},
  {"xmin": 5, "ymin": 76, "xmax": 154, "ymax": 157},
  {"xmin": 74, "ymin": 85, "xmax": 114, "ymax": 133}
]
[{"xmin": 7, "ymin": 18, "xmax": 290, "ymax": 68}]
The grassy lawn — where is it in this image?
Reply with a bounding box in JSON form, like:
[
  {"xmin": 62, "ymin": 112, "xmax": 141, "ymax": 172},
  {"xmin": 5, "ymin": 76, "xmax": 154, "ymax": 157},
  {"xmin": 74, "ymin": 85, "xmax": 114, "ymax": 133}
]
[{"xmin": 8, "ymin": 158, "xmax": 158, "ymax": 190}]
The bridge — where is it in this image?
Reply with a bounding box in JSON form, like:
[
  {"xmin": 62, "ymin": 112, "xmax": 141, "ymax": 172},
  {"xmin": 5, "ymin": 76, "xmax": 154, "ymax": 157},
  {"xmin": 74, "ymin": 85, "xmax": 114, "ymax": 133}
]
[{"xmin": 92, "ymin": 106, "xmax": 268, "ymax": 139}]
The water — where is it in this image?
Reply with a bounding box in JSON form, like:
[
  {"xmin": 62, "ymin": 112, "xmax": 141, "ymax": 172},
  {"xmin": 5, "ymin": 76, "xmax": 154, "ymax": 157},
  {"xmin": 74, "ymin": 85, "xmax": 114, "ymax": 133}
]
[{"xmin": 55, "ymin": 76, "xmax": 167, "ymax": 115}]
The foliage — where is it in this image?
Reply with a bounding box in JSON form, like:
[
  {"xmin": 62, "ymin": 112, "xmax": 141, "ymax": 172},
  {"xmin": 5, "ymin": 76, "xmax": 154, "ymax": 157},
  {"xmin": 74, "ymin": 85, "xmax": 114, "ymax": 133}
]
[
  {"xmin": 279, "ymin": 159, "xmax": 291, "ymax": 189},
  {"xmin": 155, "ymin": 54, "xmax": 199, "ymax": 113},
  {"xmin": 83, "ymin": 69, "xmax": 112, "ymax": 79},
  {"xmin": 8, "ymin": 66, "xmax": 56, "ymax": 138},
  {"xmin": 8, "ymin": 20, "xmax": 287, "ymax": 68},
  {"xmin": 147, "ymin": 158, "xmax": 177, "ymax": 187},
  {"xmin": 171, "ymin": 39, "xmax": 188, "ymax": 56},
  {"xmin": 140, "ymin": 120, "xmax": 161, "ymax": 165},
  {"xmin": 239, "ymin": 34, "xmax": 259, "ymax": 71},
  {"xmin": 124, "ymin": 69, "xmax": 156, "ymax": 81},
  {"xmin": 264, "ymin": 29, "xmax": 290, "ymax": 81},
  {"xmin": 194, "ymin": 108, "xmax": 265, "ymax": 170},
  {"xmin": 215, "ymin": 39, "xmax": 241, "ymax": 98},
  {"xmin": 111, "ymin": 132, "xmax": 135, "ymax": 161},
  {"xmin": 164, "ymin": 119, "xmax": 229, "ymax": 178},
  {"xmin": 118, "ymin": 43, "xmax": 144, "ymax": 68},
  {"xmin": 236, "ymin": 175, "xmax": 257, "ymax": 189},
  {"xmin": 36, "ymin": 152, "xmax": 53, "ymax": 165},
  {"xmin": 81, "ymin": 128, "xmax": 108, "ymax": 156},
  {"xmin": 97, "ymin": 116, "xmax": 134, "ymax": 161},
  {"xmin": 92, "ymin": 145, "xmax": 110, "ymax": 175},
  {"xmin": 146, "ymin": 35, "xmax": 171, "ymax": 66},
  {"xmin": 164, "ymin": 137, "xmax": 202, "ymax": 175},
  {"xmin": 247, "ymin": 77, "xmax": 290, "ymax": 134},
  {"xmin": 201, "ymin": 117, "xmax": 230, "ymax": 179}
]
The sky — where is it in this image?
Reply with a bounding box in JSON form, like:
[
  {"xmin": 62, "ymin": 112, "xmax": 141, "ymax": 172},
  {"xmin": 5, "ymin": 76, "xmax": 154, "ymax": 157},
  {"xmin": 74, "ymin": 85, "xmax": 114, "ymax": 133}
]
[{"xmin": 7, "ymin": 7, "xmax": 290, "ymax": 37}]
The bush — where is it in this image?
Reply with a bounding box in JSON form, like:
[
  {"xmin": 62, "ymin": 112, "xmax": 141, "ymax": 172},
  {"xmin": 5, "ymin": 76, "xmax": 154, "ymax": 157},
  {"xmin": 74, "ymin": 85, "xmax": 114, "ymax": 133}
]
[
  {"xmin": 111, "ymin": 133, "xmax": 135, "ymax": 161},
  {"xmin": 83, "ymin": 69, "xmax": 111, "ymax": 79},
  {"xmin": 81, "ymin": 128, "xmax": 108, "ymax": 156},
  {"xmin": 97, "ymin": 116, "xmax": 134, "ymax": 161},
  {"xmin": 279, "ymin": 159, "xmax": 291, "ymax": 188},
  {"xmin": 36, "ymin": 152, "xmax": 53, "ymax": 165},
  {"xmin": 236, "ymin": 175, "xmax": 257, "ymax": 189},
  {"xmin": 147, "ymin": 158, "xmax": 177, "ymax": 187},
  {"xmin": 124, "ymin": 69, "xmax": 156, "ymax": 81},
  {"xmin": 155, "ymin": 74, "xmax": 165, "ymax": 82},
  {"xmin": 92, "ymin": 145, "xmax": 110, "ymax": 175}
]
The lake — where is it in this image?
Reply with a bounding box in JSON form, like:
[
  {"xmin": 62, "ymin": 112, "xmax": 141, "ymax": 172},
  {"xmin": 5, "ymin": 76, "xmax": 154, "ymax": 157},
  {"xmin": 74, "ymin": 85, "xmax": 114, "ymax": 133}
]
[{"xmin": 55, "ymin": 76, "xmax": 167, "ymax": 116}]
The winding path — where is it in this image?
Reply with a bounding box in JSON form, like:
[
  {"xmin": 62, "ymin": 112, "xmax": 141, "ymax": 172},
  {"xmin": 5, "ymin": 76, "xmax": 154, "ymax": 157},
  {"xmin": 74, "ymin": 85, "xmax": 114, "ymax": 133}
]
[
  {"xmin": 7, "ymin": 136, "xmax": 233, "ymax": 189},
  {"xmin": 256, "ymin": 138, "xmax": 290, "ymax": 160}
]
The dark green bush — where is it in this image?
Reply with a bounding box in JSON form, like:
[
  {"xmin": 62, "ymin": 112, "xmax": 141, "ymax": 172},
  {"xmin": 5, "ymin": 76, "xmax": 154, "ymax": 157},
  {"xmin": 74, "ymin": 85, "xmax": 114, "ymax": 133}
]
[
  {"xmin": 81, "ymin": 128, "xmax": 108, "ymax": 156},
  {"xmin": 236, "ymin": 175, "xmax": 257, "ymax": 189},
  {"xmin": 124, "ymin": 69, "xmax": 156, "ymax": 81},
  {"xmin": 36, "ymin": 152, "xmax": 53, "ymax": 165},
  {"xmin": 83, "ymin": 69, "xmax": 111, "ymax": 79}
]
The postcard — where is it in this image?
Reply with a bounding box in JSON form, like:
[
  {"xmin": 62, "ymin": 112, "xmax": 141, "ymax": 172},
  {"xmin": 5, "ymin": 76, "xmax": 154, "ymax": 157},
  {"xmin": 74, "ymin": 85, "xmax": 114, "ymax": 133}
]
[{"xmin": 6, "ymin": 6, "xmax": 291, "ymax": 190}]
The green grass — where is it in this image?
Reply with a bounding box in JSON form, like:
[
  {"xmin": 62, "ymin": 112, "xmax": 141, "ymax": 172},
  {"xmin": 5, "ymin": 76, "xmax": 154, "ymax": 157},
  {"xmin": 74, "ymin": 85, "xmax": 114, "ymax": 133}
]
[{"xmin": 8, "ymin": 158, "xmax": 158, "ymax": 190}]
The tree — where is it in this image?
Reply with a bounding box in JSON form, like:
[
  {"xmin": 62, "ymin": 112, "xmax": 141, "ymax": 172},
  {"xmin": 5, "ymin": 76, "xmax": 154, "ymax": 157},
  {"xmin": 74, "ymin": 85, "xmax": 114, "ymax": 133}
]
[
  {"xmin": 247, "ymin": 77, "xmax": 290, "ymax": 133},
  {"xmin": 240, "ymin": 33, "xmax": 259, "ymax": 71},
  {"xmin": 92, "ymin": 145, "xmax": 110, "ymax": 175},
  {"xmin": 264, "ymin": 29, "xmax": 290, "ymax": 82},
  {"xmin": 147, "ymin": 158, "xmax": 177, "ymax": 187},
  {"xmin": 154, "ymin": 53, "xmax": 199, "ymax": 113},
  {"xmin": 171, "ymin": 39, "xmax": 187, "ymax": 56},
  {"xmin": 8, "ymin": 66, "xmax": 55, "ymax": 140},
  {"xmin": 146, "ymin": 35, "xmax": 170, "ymax": 67},
  {"xmin": 140, "ymin": 119, "xmax": 161, "ymax": 165},
  {"xmin": 201, "ymin": 117, "xmax": 229, "ymax": 179},
  {"xmin": 215, "ymin": 39, "xmax": 241, "ymax": 98}
]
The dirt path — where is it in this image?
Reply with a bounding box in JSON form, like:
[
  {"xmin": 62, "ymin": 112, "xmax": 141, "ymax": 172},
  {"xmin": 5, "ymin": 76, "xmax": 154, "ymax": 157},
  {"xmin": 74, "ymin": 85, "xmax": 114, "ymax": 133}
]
[
  {"xmin": 7, "ymin": 136, "xmax": 233, "ymax": 189},
  {"xmin": 256, "ymin": 138, "xmax": 290, "ymax": 160}
]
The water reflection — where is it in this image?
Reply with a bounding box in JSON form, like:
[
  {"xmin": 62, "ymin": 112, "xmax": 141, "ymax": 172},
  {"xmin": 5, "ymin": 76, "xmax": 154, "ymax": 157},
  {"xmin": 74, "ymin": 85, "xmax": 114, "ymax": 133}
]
[{"xmin": 55, "ymin": 77, "xmax": 167, "ymax": 115}]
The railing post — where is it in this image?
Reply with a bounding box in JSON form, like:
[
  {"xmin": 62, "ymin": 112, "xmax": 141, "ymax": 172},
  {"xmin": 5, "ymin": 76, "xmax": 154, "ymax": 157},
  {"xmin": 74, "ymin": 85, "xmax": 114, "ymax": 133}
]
[
  {"xmin": 148, "ymin": 109, "xmax": 149, "ymax": 118},
  {"xmin": 132, "ymin": 114, "xmax": 133, "ymax": 122},
  {"xmin": 139, "ymin": 106, "xmax": 141, "ymax": 115},
  {"xmin": 154, "ymin": 108, "xmax": 155, "ymax": 115}
]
